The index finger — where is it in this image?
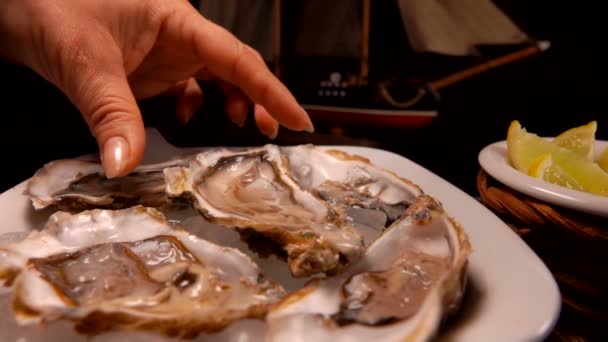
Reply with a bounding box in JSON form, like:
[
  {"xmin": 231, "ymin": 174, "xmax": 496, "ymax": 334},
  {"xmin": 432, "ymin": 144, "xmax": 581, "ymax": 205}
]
[{"xmin": 182, "ymin": 9, "xmax": 313, "ymax": 132}]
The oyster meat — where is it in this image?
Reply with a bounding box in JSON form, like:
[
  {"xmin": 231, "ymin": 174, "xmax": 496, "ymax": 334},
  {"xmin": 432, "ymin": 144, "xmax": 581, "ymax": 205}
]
[
  {"xmin": 285, "ymin": 145, "xmax": 427, "ymax": 244},
  {"xmin": 0, "ymin": 206, "xmax": 285, "ymax": 338},
  {"xmin": 267, "ymin": 194, "xmax": 471, "ymax": 342},
  {"xmin": 26, "ymin": 156, "xmax": 194, "ymax": 211},
  {"xmin": 285, "ymin": 145, "xmax": 422, "ymax": 222},
  {"xmin": 164, "ymin": 145, "xmax": 365, "ymax": 278}
]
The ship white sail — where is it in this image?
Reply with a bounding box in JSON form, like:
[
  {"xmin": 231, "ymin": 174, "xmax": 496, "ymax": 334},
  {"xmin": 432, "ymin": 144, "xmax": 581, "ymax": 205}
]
[{"xmin": 398, "ymin": 0, "xmax": 531, "ymax": 56}]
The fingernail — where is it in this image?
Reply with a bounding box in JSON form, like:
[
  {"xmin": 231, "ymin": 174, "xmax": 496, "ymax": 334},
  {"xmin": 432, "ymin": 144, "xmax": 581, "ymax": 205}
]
[
  {"xmin": 176, "ymin": 106, "xmax": 193, "ymax": 126},
  {"xmin": 269, "ymin": 126, "xmax": 279, "ymax": 140},
  {"xmin": 300, "ymin": 106, "xmax": 315, "ymax": 132},
  {"xmin": 228, "ymin": 116, "xmax": 245, "ymax": 128},
  {"xmin": 102, "ymin": 136, "xmax": 129, "ymax": 178},
  {"xmin": 227, "ymin": 111, "xmax": 247, "ymax": 128},
  {"xmin": 303, "ymin": 116, "xmax": 315, "ymax": 133}
]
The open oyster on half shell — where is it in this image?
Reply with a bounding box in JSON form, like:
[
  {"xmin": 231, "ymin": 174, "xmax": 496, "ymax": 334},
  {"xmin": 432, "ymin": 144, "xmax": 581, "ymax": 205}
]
[
  {"xmin": 285, "ymin": 145, "xmax": 422, "ymax": 223},
  {"xmin": 267, "ymin": 194, "xmax": 471, "ymax": 342},
  {"xmin": 25, "ymin": 156, "xmax": 195, "ymax": 211},
  {"xmin": 0, "ymin": 206, "xmax": 285, "ymax": 338},
  {"xmin": 164, "ymin": 145, "xmax": 366, "ymax": 278}
]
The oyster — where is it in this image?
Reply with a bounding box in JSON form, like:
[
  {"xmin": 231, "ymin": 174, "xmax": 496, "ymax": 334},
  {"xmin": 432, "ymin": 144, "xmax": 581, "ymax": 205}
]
[
  {"xmin": 284, "ymin": 145, "xmax": 426, "ymax": 244},
  {"xmin": 26, "ymin": 156, "xmax": 194, "ymax": 211},
  {"xmin": 164, "ymin": 145, "xmax": 365, "ymax": 278},
  {"xmin": 285, "ymin": 145, "xmax": 422, "ymax": 223},
  {"xmin": 266, "ymin": 194, "xmax": 471, "ymax": 342},
  {"xmin": 0, "ymin": 206, "xmax": 285, "ymax": 338}
]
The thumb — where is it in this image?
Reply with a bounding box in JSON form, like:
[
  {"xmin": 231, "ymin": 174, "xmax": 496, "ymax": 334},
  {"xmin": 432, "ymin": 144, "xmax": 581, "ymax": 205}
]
[{"xmin": 63, "ymin": 62, "xmax": 145, "ymax": 179}]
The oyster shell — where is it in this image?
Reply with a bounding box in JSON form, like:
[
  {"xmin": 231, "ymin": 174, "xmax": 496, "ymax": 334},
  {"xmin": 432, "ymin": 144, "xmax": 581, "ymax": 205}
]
[
  {"xmin": 284, "ymin": 145, "xmax": 427, "ymax": 245},
  {"xmin": 0, "ymin": 206, "xmax": 285, "ymax": 338},
  {"xmin": 285, "ymin": 145, "xmax": 422, "ymax": 223},
  {"xmin": 266, "ymin": 194, "xmax": 471, "ymax": 342},
  {"xmin": 26, "ymin": 156, "xmax": 194, "ymax": 211},
  {"xmin": 164, "ymin": 146, "xmax": 365, "ymax": 278}
]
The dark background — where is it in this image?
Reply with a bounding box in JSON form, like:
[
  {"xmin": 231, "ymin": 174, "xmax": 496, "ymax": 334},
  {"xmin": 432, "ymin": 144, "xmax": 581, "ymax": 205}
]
[{"xmin": 0, "ymin": 0, "xmax": 605, "ymax": 197}]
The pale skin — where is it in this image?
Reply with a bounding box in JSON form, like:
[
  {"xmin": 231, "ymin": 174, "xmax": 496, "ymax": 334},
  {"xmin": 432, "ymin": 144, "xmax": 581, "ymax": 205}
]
[{"xmin": 0, "ymin": 0, "xmax": 314, "ymax": 178}]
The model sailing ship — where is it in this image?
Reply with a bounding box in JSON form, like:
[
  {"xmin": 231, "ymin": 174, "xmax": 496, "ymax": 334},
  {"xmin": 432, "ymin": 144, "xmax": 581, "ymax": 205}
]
[{"xmin": 200, "ymin": 0, "xmax": 549, "ymax": 127}]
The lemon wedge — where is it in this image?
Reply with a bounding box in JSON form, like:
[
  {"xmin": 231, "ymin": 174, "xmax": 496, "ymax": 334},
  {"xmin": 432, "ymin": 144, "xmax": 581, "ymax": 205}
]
[
  {"xmin": 599, "ymin": 147, "xmax": 608, "ymax": 173},
  {"xmin": 527, "ymin": 153, "xmax": 553, "ymax": 178},
  {"xmin": 507, "ymin": 120, "xmax": 608, "ymax": 196},
  {"xmin": 527, "ymin": 154, "xmax": 583, "ymax": 191},
  {"xmin": 552, "ymin": 121, "xmax": 597, "ymax": 160}
]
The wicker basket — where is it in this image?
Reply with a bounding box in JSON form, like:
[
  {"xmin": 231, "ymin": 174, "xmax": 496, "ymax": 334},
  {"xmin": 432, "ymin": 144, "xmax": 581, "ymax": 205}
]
[{"xmin": 477, "ymin": 169, "xmax": 608, "ymax": 341}]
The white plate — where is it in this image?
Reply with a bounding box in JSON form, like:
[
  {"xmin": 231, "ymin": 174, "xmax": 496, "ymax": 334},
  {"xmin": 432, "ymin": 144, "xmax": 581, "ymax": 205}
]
[
  {"xmin": 479, "ymin": 140, "xmax": 608, "ymax": 217},
  {"xmin": 0, "ymin": 129, "xmax": 560, "ymax": 342}
]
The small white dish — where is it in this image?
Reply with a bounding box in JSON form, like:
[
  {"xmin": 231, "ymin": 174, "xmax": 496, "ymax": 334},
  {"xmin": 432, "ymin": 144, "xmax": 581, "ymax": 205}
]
[
  {"xmin": 0, "ymin": 129, "xmax": 561, "ymax": 342},
  {"xmin": 478, "ymin": 140, "xmax": 608, "ymax": 218}
]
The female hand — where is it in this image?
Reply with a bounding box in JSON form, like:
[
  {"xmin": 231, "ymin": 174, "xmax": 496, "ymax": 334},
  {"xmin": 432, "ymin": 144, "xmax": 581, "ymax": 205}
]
[{"xmin": 0, "ymin": 0, "xmax": 314, "ymax": 177}]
